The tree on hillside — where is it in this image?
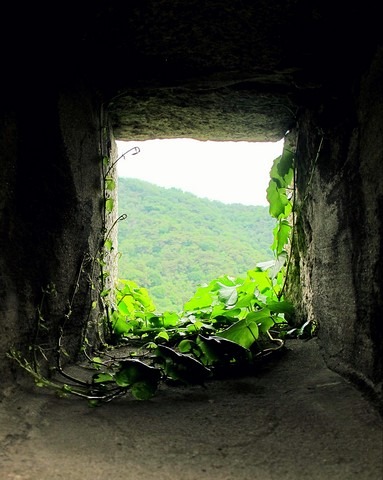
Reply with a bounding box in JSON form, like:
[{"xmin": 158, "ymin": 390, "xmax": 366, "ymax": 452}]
[{"xmin": 118, "ymin": 178, "xmax": 276, "ymax": 311}]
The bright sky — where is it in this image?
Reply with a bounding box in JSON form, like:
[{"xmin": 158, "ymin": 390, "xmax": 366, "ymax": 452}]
[{"xmin": 116, "ymin": 138, "xmax": 284, "ymax": 206}]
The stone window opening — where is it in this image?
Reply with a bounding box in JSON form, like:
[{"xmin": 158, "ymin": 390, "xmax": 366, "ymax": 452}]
[{"xmin": 112, "ymin": 137, "xmax": 285, "ymax": 313}]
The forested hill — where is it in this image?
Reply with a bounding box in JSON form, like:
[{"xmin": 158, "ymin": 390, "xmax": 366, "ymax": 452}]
[{"xmin": 118, "ymin": 177, "xmax": 276, "ymax": 312}]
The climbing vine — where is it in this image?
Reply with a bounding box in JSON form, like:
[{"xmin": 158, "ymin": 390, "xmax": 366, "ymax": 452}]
[{"xmin": 8, "ymin": 136, "xmax": 297, "ymax": 405}]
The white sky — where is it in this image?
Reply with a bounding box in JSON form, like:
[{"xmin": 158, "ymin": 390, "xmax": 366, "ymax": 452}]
[{"xmin": 116, "ymin": 138, "xmax": 284, "ymax": 206}]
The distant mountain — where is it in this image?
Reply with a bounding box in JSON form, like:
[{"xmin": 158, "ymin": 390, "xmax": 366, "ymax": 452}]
[{"xmin": 117, "ymin": 177, "xmax": 276, "ymax": 312}]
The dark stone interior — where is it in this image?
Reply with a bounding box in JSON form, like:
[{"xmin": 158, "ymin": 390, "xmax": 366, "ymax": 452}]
[{"xmin": 0, "ymin": 2, "xmax": 382, "ymax": 406}]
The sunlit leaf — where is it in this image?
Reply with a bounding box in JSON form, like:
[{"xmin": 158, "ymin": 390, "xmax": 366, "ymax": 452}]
[
  {"xmin": 184, "ymin": 287, "xmax": 214, "ymax": 311},
  {"xmin": 186, "ymin": 320, "xmax": 209, "ymax": 333},
  {"xmin": 256, "ymin": 259, "xmax": 275, "ymax": 270},
  {"xmin": 105, "ymin": 177, "xmax": 116, "ymax": 191},
  {"xmin": 235, "ymin": 292, "xmax": 255, "ymax": 309},
  {"xmin": 117, "ymin": 296, "xmax": 135, "ymax": 316},
  {"xmin": 217, "ymin": 283, "xmax": 238, "ymax": 306},
  {"xmin": 104, "ymin": 238, "xmax": 113, "ymax": 251},
  {"xmin": 246, "ymin": 309, "xmax": 271, "ymax": 324},
  {"xmin": 213, "ymin": 307, "xmax": 243, "ymax": 322},
  {"xmin": 111, "ymin": 315, "xmax": 131, "ymax": 335},
  {"xmin": 218, "ymin": 319, "xmax": 258, "ymax": 348},
  {"xmin": 271, "ymin": 220, "xmax": 291, "ymax": 256},
  {"xmin": 155, "ymin": 330, "xmax": 169, "ymax": 342},
  {"xmin": 269, "ymin": 253, "xmax": 287, "ymax": 279},
  {"xmin": 257, "ymin": 316, "xmax": 275, "ymax": 333},
  {"xmin": 162, "ymin": 311, "xmax": 180, "ymax": 327},
  {"xmin": 105, "ymin": 198, "xmax": 114, "ymax": 212},
  {"xmin": 211, "ymin": 276, "xmax": 238, "ymax": 288},
  {"xmin": 246, "ymin": 270, "xmax": 272, "ymax": 294},
  {"xmin": 267, "ymin": 179, "xmax": 288, "ymax": 219},
  {"xmin": 92, "ymin": 372, "xmax": 114, "ymax": 384}
]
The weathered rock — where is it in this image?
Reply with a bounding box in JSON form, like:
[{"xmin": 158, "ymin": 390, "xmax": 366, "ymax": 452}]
[{"xmin": 0, "ymin": 1, "xmax": 381, "ymax": 407}]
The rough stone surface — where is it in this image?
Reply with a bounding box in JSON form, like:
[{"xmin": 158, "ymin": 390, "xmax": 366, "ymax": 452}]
[
  {"xmin": 0, "ymin": 0, "xmax": 382, "ymax": 412},
  {"xmin": 0, "ymin": 340, "xmax": 382, "ymax": 480},
  {"xmin": 109, "ymin": 87, "xmax": 295, "ymax": 141},
  {"xmin": 287, "ymin": 46, "xmax": 383, "ymax": 404},
  {"xmin": 0, "ymin": 87, "xmax": 105, "ymax": 381}
]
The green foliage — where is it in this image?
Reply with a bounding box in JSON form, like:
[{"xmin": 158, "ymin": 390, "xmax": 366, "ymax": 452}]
[
  {"xmin": 8, "ymin": 140, "xmax": 300, "ymax": 406},
  {"xmin": 112, "ymin": 259, "xmax": 291, "ymax": 343},
  {"xmin": 118, "ymin": 178, "xmax": 276, "ymax": 311},
  {"xmin": 266, "ymin": 147, "xmax": 295, "ymax": 301}
]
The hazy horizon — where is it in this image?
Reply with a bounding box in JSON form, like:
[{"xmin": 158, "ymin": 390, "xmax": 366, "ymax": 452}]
[{"xmin": 116, "ymin": 138, "xmax": 284, "ymax": 207}]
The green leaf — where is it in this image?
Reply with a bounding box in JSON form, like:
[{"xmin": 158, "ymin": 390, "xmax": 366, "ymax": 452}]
[
  {"xmin": 178, "ymin": 339, "xmax": 196, "ymax": 354},
  {"xmin": 91, "ymin": 356, "xmax": 104, "ymax": 368},
  {"xmin": 184, "ymin": 287, "xmax": 214, "ymax": 311},
  {"xmin": 218, "ymin": 319, "xmax": 259, "ymax": 349},
  {"xmin": 277, "ymin": 149, "xmax": 294, "ymax": 179},
  {"xmin": 266, "ymin": 300, "xmax": 294, "ymax": 315},
  {"xmin": 131, "ymin": 381, "xmax": 158, "ymax": 400},
  {"xmin": 35, "ymin": 380, "xmax": 47, "ymax": 388},
  {"xmin": 104, "ymin": 238, "xmax": 113, "ymax": 251},
  {"xmin": 147, "ymin": 316, "xmax": 163, "ymax": 328},
  {"xmin": 211, "ymin": 305, "xmax": 241, "ymax": 318},
  {"xmin": 114, "ymin": 359, "xmax": 161, "ymax": 388},
  {"xmin": 256, "ymin": 259, "xmax": 275, "ymax": 270},
  {"xmin": 267, "ymin": 148, "xmax": 294, "ymax": 221},
  {"xmin": 246, "ymin": 309, "xmax": 271, "ymax": 324},
  {"xmin": 235, "ymin": 292, "xmax": 255, "ymax": 309},
  {"xmin": 111, "ymin": 315, "xmax": 131, "ymax": 335},
  {"xmin": 257, "ymin": 316, "xmax": 275, "ymax": 333},
  {"xmin": 155, "ymin": 345, "xmax": 211, "ymax": 385},
  {"xmin": 155, "ymin": 330, "xmax": 169, "ymax": 342},
  {"xmin": 197, "ymin": 334, "xmax": 250, "ymax": 365},
  {"xmin": 186, "ymin": 319, "xmax": 209, "ymax": 333},
  {"xmin": 247, "ymin": 321, "xmax": 259, "ymax": 341},
  {"xmin": 246, "ymin": 269, "xmax": 272, "ymax": 294},
  {"xmin": 268, "ymin": 253, "xmax": 287, "ymax": 279},
  {"xmin": 195, "ymin": 335, "xmax": 221, "ymax": 365},
  {"xmin": 217, "ymin": 283, "xmax": 238, "ymax": 306},
  {"xmin": 162, "ymin": 311, "xmax": 180, "ymax": 328},
  {"xmin": 92, "ymin": 372, "xmax": 114, "ymax": 384},
  {"xmin": 267, "ymin": 179, "xmax": 288, "ymax": 219},
  {"xmin": 105, "ymin": 177, "xmax": 116, "ymax": 191},
  {"xmin": 271, "ymin": 220, "xmax": 291, "ymax": 256},
  {"xmin": 105, "ymin": 198, "xmax": 114, "ymax": 212}
]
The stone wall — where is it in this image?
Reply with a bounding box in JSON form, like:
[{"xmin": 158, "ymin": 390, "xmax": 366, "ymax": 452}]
[
  {"xmin": 290, "ymin": 46, "xmax": 383, "ymax": 402},
  {"xmin": 0, "ymin": 1, "xmax": 381, "ymax": 406},
  {"xmin": 0, "ymin": 86, "xmax": 106, "ymax": 385}
]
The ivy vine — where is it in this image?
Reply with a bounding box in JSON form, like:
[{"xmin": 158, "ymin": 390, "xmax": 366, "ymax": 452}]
[{"xmin": 8, "ymin": 136, "xmax": 299, "ymax": 405}]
